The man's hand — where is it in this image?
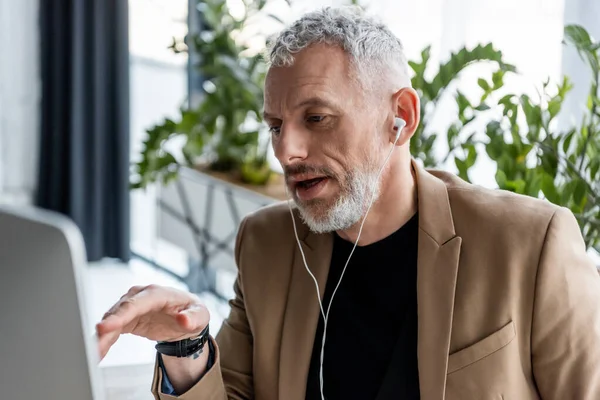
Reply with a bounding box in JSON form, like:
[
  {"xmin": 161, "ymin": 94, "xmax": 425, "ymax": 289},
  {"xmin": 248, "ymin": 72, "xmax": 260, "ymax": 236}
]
[{"xmin": 96, "ymin": 284, "xmax": 210, "ymax": 360}]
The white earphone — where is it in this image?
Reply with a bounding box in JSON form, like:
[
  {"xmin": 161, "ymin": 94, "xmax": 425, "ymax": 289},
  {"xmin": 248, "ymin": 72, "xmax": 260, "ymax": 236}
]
[
  {"xmin": 286, "ymin": 116, "xmax": 407, "ymax": 400},
  {"xmin": 394, "ymin": 116, "xmax": 406, "ymax": 142}
]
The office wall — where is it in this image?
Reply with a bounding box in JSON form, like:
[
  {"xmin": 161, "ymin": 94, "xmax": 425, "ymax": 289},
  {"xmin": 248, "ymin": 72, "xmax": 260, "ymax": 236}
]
[{"xmin": 0, "ymin": 0, "xmax": 40, "ymax": 206}]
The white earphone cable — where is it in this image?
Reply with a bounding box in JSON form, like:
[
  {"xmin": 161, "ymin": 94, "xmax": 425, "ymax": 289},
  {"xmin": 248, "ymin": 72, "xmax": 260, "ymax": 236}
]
[
  {"xmin": 286, "ymin": 119, "xmax": 406, "ymax": 400},
  {"xmin": 288, "ymin": 200, "xmax": 327, "ymax": 321}
]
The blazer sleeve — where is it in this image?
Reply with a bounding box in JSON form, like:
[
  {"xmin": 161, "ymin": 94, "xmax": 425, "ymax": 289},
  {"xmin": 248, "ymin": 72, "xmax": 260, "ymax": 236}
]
[
  {"xmin": 531, "ymin": 207, "xmax": 600, "ymax": 399},
  {"xmin": 151, "ymin": 216, "xmax": 255, "ymax": 399}
]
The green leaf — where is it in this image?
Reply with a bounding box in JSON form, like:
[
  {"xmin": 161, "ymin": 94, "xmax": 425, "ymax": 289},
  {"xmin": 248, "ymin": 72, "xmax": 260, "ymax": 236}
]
[
  {"xmin": 428, "ymin": 43, "xmax": 515, "ymax": 102},
  {"xmin": 233, "ymin": 130, "xmax": 260, "ymax": 146},
  {"xmin": 155, "ymin": 152, "xmax": 179, "ymax": 175},
  {"xmin": 498, "ymin": 153, "xmax": 517, "ymax": 179},
  {"xmin": 581, "ymin": 124, "xmax": 589, "ymax": 144},
  {"xmin": 505, "ymin": 179, "xmax": 526, "ymax": 193},
  {"xmin": 409, "ymin": 46, "xmax": 431, "ymax": 87},
  {"xmin": 563, "ymin": 24, "xmax": 600, "ymax": 73},
  {"xmin": 485, "ymin": 122, "xmax": 505, "ymax": 160},
  {"xmin": 516, "ymin": 144, "xmax": 533, "ymax": 164},
  {"xmin": 558, "ymin": 75, "xmax": 574, "ymax": 98},
  {"xmin": 465, "ymin": 144, "xmax": 478, "ymax": 168},
  {"xmin": 564, "ymin": 24, "xmax": 593, "ymax": 48},
  {"xmin": 540, "ymin": 143, "xmax": 560, "ymax": 179},
  {"xmin": 455, "ymin": 157, "xmax": 469, "ymax": 182},
  {"xmin": 408, "ymin": 61, "xmax": 424, "ymax": 76},
  {"xmin": 527, "ymin": 171, "xmax": 543, "ymax": 197},
  {"xmin": 563, "ymin": 129, "xmax": 576, "ymax": 153},
  {"xmin": 178, "ymin": 110, "xmax": 199, "ymax": 134},
  {"xmin": 568, "ymin": 153, "xmax": 578, "ymax": 166},
  {"xmin": 521, "ymin": 98, "xmax": 542, "ymax": 130},
  {"xmin": 447, "ymin": 125, "xmax": 460, "ymax": 150},
  {"xmin": 591, "ymin": 158, "xmax": 600, "ymax": 179},
  {"xmin": 541, "ymin": 174, "xmax": 560, "ymax": 204},
  {"xmin": 424, "ymin": 133, "xmax": 438, "ymax": 152},
  {"xmin": 456, "ymin": 91, "xmax": 471, "ymax": 115},
  {"xmin": 548, "ymin": 98, "xmax": 562, "ymax": 119},
  {"xmin": 496, "ymin": 169, "xmax": 508, "ymax": 188},
  {"xmin": 561, "ymin": 179, "xmax": 578, "ymax": 204},
  {"xmin": 183, "ymin": 135, "xmax": 204, "ymax": 159},
  {"xmin": 499, "ymin": 94, "xmax": 515, "ymax": 107},
  {"xmin": 492, "ymin": 69, "xmax": 505, "ymax": 89},
  {"xmin": 574, "ymin": 179, "xmax": 587, "ymax": 206},
  {"xmin": 478, "ymin": 78, "xmax": 491, "ymax": 91}
]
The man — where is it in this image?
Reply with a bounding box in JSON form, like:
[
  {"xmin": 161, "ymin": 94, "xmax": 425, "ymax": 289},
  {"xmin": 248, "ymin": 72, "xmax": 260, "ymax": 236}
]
[{"xmin": 97, "ymin": 6, "xmax": 600, "ymax": 400}]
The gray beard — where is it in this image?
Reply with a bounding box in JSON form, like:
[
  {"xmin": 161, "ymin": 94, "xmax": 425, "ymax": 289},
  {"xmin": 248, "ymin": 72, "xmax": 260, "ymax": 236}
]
[{"xmin": 296, "ymin": 166, "xmax": 381, "ymax": 234}]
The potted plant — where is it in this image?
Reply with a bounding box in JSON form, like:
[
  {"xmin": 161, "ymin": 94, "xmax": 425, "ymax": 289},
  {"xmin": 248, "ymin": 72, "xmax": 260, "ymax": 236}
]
[{"xmin": 130, "ymin": 0, "xmax": 290, "ymax": 191}]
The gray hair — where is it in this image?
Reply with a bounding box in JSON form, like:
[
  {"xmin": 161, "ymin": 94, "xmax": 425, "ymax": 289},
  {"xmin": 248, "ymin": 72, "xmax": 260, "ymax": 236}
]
[{"xmin": 266, "ymin": 6, "xmax": 411, "ymax": 92}]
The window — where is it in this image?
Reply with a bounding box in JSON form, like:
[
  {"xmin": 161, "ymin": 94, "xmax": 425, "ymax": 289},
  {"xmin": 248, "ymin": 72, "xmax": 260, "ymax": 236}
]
[{"xmin": 129, "ymin": 0, "xmax": 189, "ymax": 260}]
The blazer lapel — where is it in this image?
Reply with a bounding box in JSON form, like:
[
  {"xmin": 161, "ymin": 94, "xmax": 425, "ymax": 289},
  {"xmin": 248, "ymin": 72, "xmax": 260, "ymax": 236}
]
[
  {"xmin": 413, "ymin": 160, "xmax": 462, "ymax": 400},
  {"xmin": 278, "ymin": 209, "xmax": 333, "ymax": 400}
]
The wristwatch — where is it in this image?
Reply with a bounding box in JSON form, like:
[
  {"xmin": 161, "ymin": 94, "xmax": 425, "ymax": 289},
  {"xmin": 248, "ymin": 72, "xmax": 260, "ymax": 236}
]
[{"xmin": 155, "ymin": 325, "xmax": 210, "ymax": 359}]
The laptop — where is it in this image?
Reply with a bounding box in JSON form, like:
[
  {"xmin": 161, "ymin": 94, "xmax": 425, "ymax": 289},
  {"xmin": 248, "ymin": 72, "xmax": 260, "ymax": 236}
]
[{"xmin": 0, "ymin": 205, "xmax": 106, "ymax": 399}]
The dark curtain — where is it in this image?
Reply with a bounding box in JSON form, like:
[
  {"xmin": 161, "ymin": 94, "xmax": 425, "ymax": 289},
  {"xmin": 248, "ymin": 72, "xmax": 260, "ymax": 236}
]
[{"xmin": 37, "ymin": 0, "xmax": 131, "ymax": 262}]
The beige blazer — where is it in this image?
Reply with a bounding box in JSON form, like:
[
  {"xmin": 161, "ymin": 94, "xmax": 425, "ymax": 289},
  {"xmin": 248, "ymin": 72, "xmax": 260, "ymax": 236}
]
[{"xmin": 152, "ymin": 161, "xmax": 600, "ymax": 400}]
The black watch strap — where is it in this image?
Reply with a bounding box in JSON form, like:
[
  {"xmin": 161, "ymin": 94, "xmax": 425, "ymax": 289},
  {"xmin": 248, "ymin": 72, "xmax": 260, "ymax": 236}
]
[{"xmin": 155, "ymin": 325, "xmax": 210, "ymax": 359}]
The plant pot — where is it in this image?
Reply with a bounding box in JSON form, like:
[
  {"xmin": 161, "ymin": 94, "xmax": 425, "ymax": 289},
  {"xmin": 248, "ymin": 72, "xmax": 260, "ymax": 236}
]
[{"xmin": 240, "ymin": 162, "xmax": 273, "ymax": 186}]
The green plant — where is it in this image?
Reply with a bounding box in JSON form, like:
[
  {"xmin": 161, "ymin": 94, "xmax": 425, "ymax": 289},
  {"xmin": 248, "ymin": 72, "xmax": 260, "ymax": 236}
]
[
  {"xmin": 416, "ymin": 25, "xmax": 599, "ymax": 253},
  {"xmin": 482, "ymin": 25, "xmax": 599, "ymax": 252},
  {"xmin": 409, "ymin": 44, "xmax": 516, "ymax": 167},
  {"xmin": 131, "ymin": 0, "xmax": 286, "ymax": 189}
]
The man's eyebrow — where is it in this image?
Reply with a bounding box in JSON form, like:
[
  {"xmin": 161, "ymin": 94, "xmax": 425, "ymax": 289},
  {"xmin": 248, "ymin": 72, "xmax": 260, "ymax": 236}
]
[
  {"xmin": 262, "ymin": 97, "xmax": 340, "ymax": 120},
  {"xmin": 295, "ymin": 97, "xmax": 339, "ymax": 110}
]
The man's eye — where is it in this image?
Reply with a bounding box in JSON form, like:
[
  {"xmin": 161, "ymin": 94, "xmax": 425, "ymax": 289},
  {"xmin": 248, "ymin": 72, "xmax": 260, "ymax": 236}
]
[
  {"xmin": 307, "ymin": 115, "xmax": 326, "ymax": 123},
  {"xmin": 269, "ymin": 126, "xmax": 281, "ymax": 135}
]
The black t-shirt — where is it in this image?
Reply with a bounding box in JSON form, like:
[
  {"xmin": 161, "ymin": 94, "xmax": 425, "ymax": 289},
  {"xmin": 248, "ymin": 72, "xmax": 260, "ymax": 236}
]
[{"xmin": 305, "ymin": 213, "xmax": 420, "ymax": 400}]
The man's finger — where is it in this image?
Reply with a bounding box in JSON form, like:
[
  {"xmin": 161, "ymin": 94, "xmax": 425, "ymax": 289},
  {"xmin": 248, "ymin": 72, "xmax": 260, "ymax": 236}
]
[
  {"xmin": 98, "ymin": 330, "xmax": 120, "ymax": 361},
  {"xmin": 101, "ymin": 286, "xmax": 145, "ymax": 321},
  {"xmin": 99, "ymin": 289, "xmax": 161, "ymax": 333},
  {"xmin": 96, "ymin": 313, "xmax": 129, "ymax": 335},
  {"xmin": 118, "ymin": 285, "xmax": 146, "ymax": 301}
]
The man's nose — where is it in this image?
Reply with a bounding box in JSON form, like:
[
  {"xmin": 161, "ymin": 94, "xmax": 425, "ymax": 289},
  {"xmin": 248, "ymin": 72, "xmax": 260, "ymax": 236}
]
[{"xmin": 273, "ymin": 124, "xmax": 309, "ymax": 166}]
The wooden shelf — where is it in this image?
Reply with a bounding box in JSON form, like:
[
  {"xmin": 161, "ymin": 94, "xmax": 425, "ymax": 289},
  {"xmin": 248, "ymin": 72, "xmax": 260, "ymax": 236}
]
[{"xmin": 192, "ymin": 166, "xmax": 288, "ymax": 202}]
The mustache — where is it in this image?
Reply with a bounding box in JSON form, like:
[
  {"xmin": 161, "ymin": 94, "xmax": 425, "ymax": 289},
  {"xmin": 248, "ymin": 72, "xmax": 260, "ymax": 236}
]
[{"xmin": 284, "ymin": 164, "xmax": 336, "ymax": 180}]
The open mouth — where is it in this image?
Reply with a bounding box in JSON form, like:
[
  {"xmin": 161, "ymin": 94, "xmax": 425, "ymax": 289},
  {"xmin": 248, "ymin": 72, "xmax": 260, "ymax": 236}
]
[
  {"xmin": 296, "ymin": 177, "xmax": 327, "ymax": 190},
  {"xmin": 291, "ymin": 176, "xmax": 330, "ymax": 201}
]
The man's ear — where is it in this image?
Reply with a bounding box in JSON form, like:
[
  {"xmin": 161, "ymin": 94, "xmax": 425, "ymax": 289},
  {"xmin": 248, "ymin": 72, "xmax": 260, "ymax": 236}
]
[{"xmin": 389, "ymin": 87, "xmax": 420, "ymax": 146}]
